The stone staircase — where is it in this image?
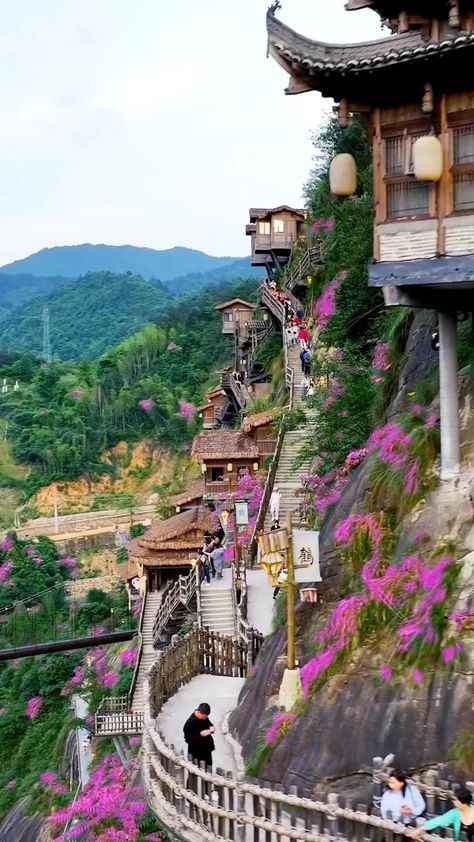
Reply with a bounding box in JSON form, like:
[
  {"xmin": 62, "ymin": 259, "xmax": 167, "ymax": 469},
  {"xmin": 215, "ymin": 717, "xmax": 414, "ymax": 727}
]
[
  {"xmin": 264, "ymin": 342, "xmax": 316, "ymax": 530},
  {"xmin": 200, "ymin": 584, "xmax": 236, "ymax": 636},
  {"xmin": 131, "ymin": 591, "xmax": 161, "ymax": 714}
]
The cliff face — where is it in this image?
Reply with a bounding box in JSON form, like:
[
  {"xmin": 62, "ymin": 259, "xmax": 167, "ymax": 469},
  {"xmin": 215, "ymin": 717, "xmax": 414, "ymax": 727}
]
[{"xmin": 230, "ymin": 349, "xmax": 474, "ymax": 792}]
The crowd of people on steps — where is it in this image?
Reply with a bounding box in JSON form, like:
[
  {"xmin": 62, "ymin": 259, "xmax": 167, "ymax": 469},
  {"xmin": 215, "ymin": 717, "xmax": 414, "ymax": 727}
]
[{"xmin": 264, "ymin": 280, "xmax": 315, "ymax": 400}]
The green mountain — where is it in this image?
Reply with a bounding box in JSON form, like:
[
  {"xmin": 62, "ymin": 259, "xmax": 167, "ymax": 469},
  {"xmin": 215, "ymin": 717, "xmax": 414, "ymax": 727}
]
[
  {"xmin": 0, "ymin": 278, "xmax": 257, "ymax": 493},
  {"xmin": 0, "ymin": 272, "xmax": 172, "ymax": 361},
  {"xmin": 0, "ymin": 272, "xmax": 70, "ymax": 320},
  {"xmin": 0, "ymin": 244, "xmax": 251, "ymax": 282}
]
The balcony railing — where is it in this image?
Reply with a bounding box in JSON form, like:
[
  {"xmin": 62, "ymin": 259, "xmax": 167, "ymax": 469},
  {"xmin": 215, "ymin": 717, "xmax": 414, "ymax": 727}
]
[{"xmin": 204, "ymin": 480, "xmax": 231, "ymax": 496}]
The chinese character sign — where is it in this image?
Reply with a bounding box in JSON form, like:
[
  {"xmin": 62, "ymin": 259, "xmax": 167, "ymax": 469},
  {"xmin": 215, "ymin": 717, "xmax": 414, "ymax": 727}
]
[{"xmin": 292, "ymin": 530, "xmax": 321, "ymax": 583}]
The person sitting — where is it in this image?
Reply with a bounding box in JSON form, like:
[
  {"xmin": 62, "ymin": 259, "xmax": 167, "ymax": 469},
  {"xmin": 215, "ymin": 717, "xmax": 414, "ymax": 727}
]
[
  {"xmin": 380, "ymin": 770, "xmax": 426, "ymax": 826},
  {"xmin": 409, "ymin": 787, "xmax": 473, "ymax": 841}
]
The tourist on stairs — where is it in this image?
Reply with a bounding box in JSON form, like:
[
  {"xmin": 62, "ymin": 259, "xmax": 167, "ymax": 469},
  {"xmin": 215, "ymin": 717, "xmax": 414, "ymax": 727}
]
[
  {"xmin": 209, "ymin": 543, "xmax": 225, "ymax": 580},
  {"xmin": 380, "ymin": 770, "xmax": 425, "ymax": 826},
  {"xmin": 298, "ymin": 325, "xmax": 309, "ymax": 350},
  {"xmin": 409, "ymin": 788, "xmax": 473, "ymax": 841},
  {"xmin": 269, "ymin": 485, "xmax": 281, "ymax": 528},
  {"xmin": 183, "ymin": 703, "xmax": 215, "ymax": 768}
]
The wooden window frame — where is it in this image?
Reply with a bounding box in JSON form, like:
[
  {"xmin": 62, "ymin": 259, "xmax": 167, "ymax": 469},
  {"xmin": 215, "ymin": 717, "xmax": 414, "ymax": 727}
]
[
  {"xmin": 273, "ymin": 219, "xmax": 285, "ymax": 233},
  {"xmin": 380, "ymin": 124, "xmax": 435, "ymax": 222},
  {"xmin": 258, "ymin": 221, "xmax": 271, "ymax": 236},
  {"xmin": 447, "ymin": 112, "xmax": 474, "ymax": 216}
]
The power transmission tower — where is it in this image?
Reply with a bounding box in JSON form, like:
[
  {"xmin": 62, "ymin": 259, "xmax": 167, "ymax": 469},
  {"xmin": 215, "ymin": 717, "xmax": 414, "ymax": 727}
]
[{"xmin": 42, "ymin": 306, "xmax": 52, "ymax": 364}]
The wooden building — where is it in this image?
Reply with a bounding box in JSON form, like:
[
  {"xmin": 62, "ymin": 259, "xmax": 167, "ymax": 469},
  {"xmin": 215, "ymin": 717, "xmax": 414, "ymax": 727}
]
[
  {"xmin": 246, "ymin": 205, "xmax": 306, "ymax": 276},
  {"xmin": 196, "ymin": 385, "xmax": 229, "ymax": 430},
  {"xmin": 169, "ymin": 479, "xmax": 204, "ymax": 513},
  {"xmin": 214, "ymin": 298, "xmax": 258, "ymax": 336},
  {"xmin": 191, "ymin": 430, "xmax": 260, "ymax": 498},
  {"xmin": 241, "ymin": 409, "xmax": 277, "ymax": 457},
  {"xmin": 121, "ymin": 505, "xmax": 214, "ymax": 592},
  {"xmin": 266, "ymin": 0, "xmax": 474, "ymax": 479}
]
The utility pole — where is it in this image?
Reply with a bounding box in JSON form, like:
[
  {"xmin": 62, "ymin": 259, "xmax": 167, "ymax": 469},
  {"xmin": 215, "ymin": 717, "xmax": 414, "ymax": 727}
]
[{"xmin": 42, "ymin": 306, "xmax": 52, "ymax": 364}]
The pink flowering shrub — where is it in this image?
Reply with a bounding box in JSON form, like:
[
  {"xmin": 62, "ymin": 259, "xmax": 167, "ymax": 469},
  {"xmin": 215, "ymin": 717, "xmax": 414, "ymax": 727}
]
[
  {"xmin": 179, "ymin": 400, "xmax": 196, "ymax": 422},
  {"xmin": 371, "ymin": 341, "xmax": 391, "ymax": 385},
  {"xmin": 313, "ymin": 271, "xmax": 347, "ymax": 329},
  {"xmin": 26, "ymin": 695, "xmax": 43, "ymax": 719},
  {"xmin": 265, "ymin": 712, "xmax": 297, "ymax": 745},
  {"xmin": 138, "ymin": 398, "xmax": 153, "ymax": 411},
  {"xmin": 310, "ymin": 217, "xmax": 336, "ymax": 235}
]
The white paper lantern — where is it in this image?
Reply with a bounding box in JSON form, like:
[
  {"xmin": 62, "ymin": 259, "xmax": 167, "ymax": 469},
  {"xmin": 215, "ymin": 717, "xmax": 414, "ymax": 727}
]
[
  {"xmin": 329, "ymin": 153, "xmax": 357, "ymax": 196},
  {"xmin": 413, "ymin": 136, "xmax": 443, "ymax": 182}
]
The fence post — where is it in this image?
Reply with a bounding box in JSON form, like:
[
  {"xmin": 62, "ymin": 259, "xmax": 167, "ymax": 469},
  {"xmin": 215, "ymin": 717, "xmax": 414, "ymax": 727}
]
[
  {"xmin": 196, "ymin": 564, "xmax": 203, "ymax": 629},
  {"xmin": 372, "ymin": 756, "xmax": 384, "ymax": 816},
  {"xmin": 326, "ymin": 792, "xmax": 339, "ymax": 837},
  {"xmin": 235, "ymin": 772, "xmax": 246, "ymax": 842},
  {"xmin": 424, "ymin": 769, "xmax": 438, "ymax": 817},
  {"xmin": 246, "ymin": 626, "xmax": 254, "ymax": 674}
]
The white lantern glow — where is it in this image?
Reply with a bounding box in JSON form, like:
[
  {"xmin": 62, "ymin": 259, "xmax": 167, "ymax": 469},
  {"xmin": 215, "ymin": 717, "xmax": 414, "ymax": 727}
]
[
  {"xmin": 413, "ymin": 136, "xmax": 443, "ymax": 182},
  {"xmin": 329, "ymin": 153, "xmax": 357, "ymax": 196}
]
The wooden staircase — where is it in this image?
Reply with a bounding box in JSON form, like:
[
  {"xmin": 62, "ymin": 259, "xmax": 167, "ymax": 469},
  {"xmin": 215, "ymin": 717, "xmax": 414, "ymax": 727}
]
[{"xmin": 200, "ymin": 585, "xmax": 236, "ymax": 636}]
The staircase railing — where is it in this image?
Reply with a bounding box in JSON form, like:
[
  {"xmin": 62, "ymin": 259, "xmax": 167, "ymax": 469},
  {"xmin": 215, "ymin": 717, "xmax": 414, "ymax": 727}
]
[
  {"xmin": 220, "ymin": 371, "xmax": 250, "ymax": 412},
  {"xmin": 128, "ymin": 582, "xmax": 148, "ymax": 707},
  {"xmin": 260, "ymin": 283, "xmax": 286, "ymax": 324},
  {"xmin": 284, "ymin": 244, "xmax": 322, "ymax": 293},
  {"xmin": 151, "ymin": 568, "xmax": 196, "ymax": 647},
  {"xmin": 248, "ymin": 412, "xmax": 287, "ymax": 563}
]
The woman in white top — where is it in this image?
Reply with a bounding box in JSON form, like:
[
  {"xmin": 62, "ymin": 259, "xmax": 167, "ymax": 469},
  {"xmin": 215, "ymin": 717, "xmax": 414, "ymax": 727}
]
[{"xmin": 380, "ymin": 770, "xmax": 426, "ymax": 825}]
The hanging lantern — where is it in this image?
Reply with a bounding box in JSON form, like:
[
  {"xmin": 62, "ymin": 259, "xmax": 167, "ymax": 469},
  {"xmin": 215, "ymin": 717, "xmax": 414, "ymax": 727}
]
[
  {"xmin": 329, "ymin": 153, "xmax": 357, "ymax": 196},
  {"xmin": 300, "ymin": 587, "xmax": 318, "ymax": 604},
  {"xmin": 259, "ymin": 527, "xmax": 290, "ymax": 556},
  {"xmin": 413, "ymin": 136, "xmax": 443, "ymax": 182},
  {"xmin": 260, "ymin": 550, "xmax": 285, "ymax": 582},
  {"xmin": 227, "ymin": 462, "xmax": 233, "ymax": 472}
]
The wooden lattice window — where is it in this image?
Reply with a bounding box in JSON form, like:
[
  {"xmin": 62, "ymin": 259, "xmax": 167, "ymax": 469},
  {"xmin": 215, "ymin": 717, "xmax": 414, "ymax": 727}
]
[
  {"xmin": 451, "ymin": 125, "xmax": 474, "ymax": 212},
  {"xmin": 383, "ymin": 130, "xmax": 431, "ymax": 220}
]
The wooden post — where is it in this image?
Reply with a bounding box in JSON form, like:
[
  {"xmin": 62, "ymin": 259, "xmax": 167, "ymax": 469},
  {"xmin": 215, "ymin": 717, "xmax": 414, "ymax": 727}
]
[
  {"xmin": 286, "ymin": 512, "xmax": 296, "ymax": 671},
  {"xmin": 372, "ymin": 756, "xmax": 384, "ymax": 815}
]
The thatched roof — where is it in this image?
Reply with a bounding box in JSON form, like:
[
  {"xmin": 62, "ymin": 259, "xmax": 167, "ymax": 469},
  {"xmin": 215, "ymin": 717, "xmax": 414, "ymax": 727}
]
[
  {"xmin": 137, "ymin": 505, "xmax": 213, "ymax": 550},
  {"xmin": 117, "ymin": 558, "xmax": 140, "ymax": 581},
  {"xmin": 170, "ymin": 479, "xmax": 204, "ymax": 507},
  {"xmin": 191, "ymin": 430, "xmax": 259, "ymax": 462},
  {"xmin": 214, "ymin": 299, "xmax": 257, "ymax": 312},
  {"xmin": 242, "ymin": 409, "xmax": 276, "ymax": 432}
]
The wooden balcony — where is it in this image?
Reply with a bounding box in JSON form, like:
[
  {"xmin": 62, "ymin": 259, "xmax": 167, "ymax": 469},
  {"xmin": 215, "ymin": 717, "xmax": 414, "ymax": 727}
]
[{"xmin": 204, "ymin": 480, "xmax": 231, "ymax": 496}]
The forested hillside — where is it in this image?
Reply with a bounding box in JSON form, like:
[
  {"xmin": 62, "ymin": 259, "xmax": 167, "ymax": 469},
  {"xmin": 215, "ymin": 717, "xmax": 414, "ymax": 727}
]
[
  {"xmin": 0, "ymin": 272, "xmax": 171, "ymax": 360},
  {"xmin": 0, "ymin": 243, "xmax": 250, "ymax": 281},
  {"xmin": 0, "ymin": 279, "xmax": 256, "ymax": 494},
  {"xmin": 0, "ymin": 273, "xmax": 70, "ymax": 321}
]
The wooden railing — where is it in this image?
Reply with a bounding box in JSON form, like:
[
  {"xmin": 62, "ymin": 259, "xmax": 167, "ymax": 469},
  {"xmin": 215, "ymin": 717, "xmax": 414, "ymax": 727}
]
[
  {"xmin": 95, "ymin": 696, "xmax": 144, "ymax": 736},
  {"xmin": 142, "ymin": 733, "xmax": 472, "ymax": 842},
  {"xmin": 128, "ymin": 585, "xmax": 147, "ymax": 706},
  {"xmin": 148, "ymin": 628, "xmax": 254, "ymax": 718},
  {"xmin": 284, "ymin": 245, "xmax": 322, "ymax": 293},
  {"xmin": 221, "ymin": 372, "xmax": 250, "ymax": 412},
  {"xmin": 204, "ymin": 480, "xmax": 231, "ymax": 496},
  {"xmin": 260, "ymin": 283, "xmax": 286, "ymax": 324},
  {"xmin": 152, "ymin": 568, "xmax": 197, "ymax": 647}
]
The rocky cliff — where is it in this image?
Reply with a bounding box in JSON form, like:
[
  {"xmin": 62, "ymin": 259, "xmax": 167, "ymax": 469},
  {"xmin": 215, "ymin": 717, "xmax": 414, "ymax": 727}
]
[{"xmin": 230, "ymin": 342, "xmax": 474, "ymax": 793}]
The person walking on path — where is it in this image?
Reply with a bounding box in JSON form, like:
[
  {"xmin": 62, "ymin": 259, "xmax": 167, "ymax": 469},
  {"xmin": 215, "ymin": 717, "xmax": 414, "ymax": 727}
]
[
  {"xmin": 269, "ymin": 485, "xmax": 281, "ymax": 527},
  {"xmin": 210, "ymin": 544, "xmax": 225, "ymax": 580},
  {"xmin": 303, "ymin": 348, "xmax": 312, "ymax": 376},
  {"xmin": 183, "ymin": 703, "xmax": 215, "ymax": 768},
  {"xmin": 301, "ymin": 375, "xmax": 310, "ymax": 399},
  {"xmin": 285, "ymin": 324, "xmax": 293, "ymax": 346},
  {"xmin": 298, "ymin": 325, "xmax": 309, "ymax": 350},
  {"xmin": 409, "ymin": 788, "xmax": 473, "ymax": 841},
  {"xmin": 380, "ymin": 771, "xmax": 426, "ymax": 826}
]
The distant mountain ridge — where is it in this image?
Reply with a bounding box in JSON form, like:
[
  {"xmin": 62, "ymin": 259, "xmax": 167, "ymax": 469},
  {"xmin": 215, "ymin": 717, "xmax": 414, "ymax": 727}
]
[{"xmin": 0, "ymin": 244, "xmax": 251, "ymax": 282}]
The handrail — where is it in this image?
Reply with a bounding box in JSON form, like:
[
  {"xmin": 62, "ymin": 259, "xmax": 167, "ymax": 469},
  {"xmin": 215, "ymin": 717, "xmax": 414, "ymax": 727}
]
[
  {"xmin": 221, "ymin": 372, "xmax": 250, "ymax": 412},
  {"xmin": 248, "ymin": 408, "xmax": 288, "ymax": 561},
  {"xmin": 151, "ymin": 568, "xmax": 196, "ymax": 647},
  {"xmin": 284, "ymin": 245, "xmax": 322, "ymax": 293},
  {"xmin": 128, "ymin": 583, "xmax": 148, "ymax": 707},
  {"xmin": 260, "ymin": 283, "xmax": 286, "ymax": 324}
]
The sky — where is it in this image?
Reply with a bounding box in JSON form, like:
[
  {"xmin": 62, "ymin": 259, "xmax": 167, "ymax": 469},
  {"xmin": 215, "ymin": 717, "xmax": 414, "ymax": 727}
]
[{"xmin": 0, "ymin": 0, "xmax": 384, "ymax": 265}]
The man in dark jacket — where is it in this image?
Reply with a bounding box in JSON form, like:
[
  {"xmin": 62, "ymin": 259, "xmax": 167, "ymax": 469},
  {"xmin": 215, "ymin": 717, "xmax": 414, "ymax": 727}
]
[{"xmin": 183, "ymin": 702, "xmax": 215, "ymax": 767}]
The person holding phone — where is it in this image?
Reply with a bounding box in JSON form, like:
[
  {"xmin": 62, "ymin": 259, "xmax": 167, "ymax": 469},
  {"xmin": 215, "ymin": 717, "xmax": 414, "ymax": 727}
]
[{"xmin": 183, "ymin": 703, "xmax": 216, "ymax": 768}]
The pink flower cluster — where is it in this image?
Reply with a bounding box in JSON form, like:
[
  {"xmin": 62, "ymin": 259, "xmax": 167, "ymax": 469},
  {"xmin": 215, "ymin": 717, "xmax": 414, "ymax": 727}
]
[
  {"xmin": 179, "ymin": 400, "xmax": 196, "ymax": 422},
  {"xmin": 371, "ymin": 341, "xmax": 391, "ymax": 385},
  {"xmin": 367, "ymin": 422, "xmax": 412, "ymax": 470},
  {"xmin": 265, "ymin": 712, "xmax": 297, "ymax": 744},
  {"xmin": 312, "ymin": 271, "xmax": 347, "ymax": 329},
  {"xmin": 322, "ymin": 378, "xmax": 345, "ymax": 410},
  {"xmin": 0, "ymin": 537, "xmax": 13, "ymax": 552},
  {"xmin": 310, "ymin": 217, "xmax": 336, "ymax": 235},
  {"xmin": 139, "ymin": 398, "xmax": 154, "ymax": 411},
  {"xmin": 167, "ymin": 341, "xmax": 178, "ymax": 351},
  {"xmin": 0, "ymin": 560, "xmax": 13, "ymax": 583},
  {"xmin": 71, "ymin": 389, "xmax": 83, "ymax": 399},
  {"xmin": 119, "ymin": 647, "xmax": 137, "ymax": 668},
  {"xmin": 300, "ymin": 447, "xmax": 368, "ymax": 521},
  {"xmin": 39, "ymin": 770, "xmax": 68, "ymax": 795},
  {"xmin": 49, "ymin": 753, "xmax": 150, "ymax": 840},
  {"xmin": 26, "ymin": 696, "xmax": 43, "ymax": 719}
]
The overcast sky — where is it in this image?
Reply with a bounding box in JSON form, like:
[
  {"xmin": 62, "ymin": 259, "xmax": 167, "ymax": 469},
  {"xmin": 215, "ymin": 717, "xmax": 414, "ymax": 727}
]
[{"xmin": 0, "ymin": 0, "xmax": 384, "ymax": 265}]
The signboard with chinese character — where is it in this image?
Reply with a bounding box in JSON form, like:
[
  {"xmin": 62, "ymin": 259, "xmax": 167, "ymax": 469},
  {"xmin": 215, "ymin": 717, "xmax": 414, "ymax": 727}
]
[
  {"xmin": 292, "ymin": 530, "xmax": 321, "ymax": 583},
  {"xmin": 235, "ymin": 501, "xmax": 249, "ymax": 526}
]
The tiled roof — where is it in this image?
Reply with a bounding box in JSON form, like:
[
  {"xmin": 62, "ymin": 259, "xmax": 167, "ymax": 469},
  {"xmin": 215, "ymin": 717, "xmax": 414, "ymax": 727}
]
[
  {"xmin": 214, "ymin": 298, "xmax": 257, "ymax": 311},
  {"xmin": 249, "ymin": 205, "xmax": 305, "ymax": 221},
  {"xmin": 191, "ymin": 430, "xmax": 259, "ymax": 462},
  {"xmin": 170, "ymin": 479, "xmax": 204, "ymax": 507},
  {"xmin": 267, "ymin": 7, "xmax": 474, "ymax": 95},
  {"xmin": 242, "ymin": 409, "xmax": 277, "ymax": 432}
]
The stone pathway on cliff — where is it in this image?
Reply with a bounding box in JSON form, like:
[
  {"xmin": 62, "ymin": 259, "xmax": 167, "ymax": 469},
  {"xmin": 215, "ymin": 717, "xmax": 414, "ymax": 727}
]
[
  {"xmin": 131, "ymin": 590, "xmax": 162, "ymax": 713},
  {"xmin": 156, "ymin": 674, "xmax": 244, "ymax": 774}
]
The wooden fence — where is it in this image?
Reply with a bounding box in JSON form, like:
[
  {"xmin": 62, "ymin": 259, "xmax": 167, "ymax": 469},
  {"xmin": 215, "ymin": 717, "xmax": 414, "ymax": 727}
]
[
  {"xmin": 142, "ymin": 727, "xmax": 474, "ymax": 842},
  {"xmin": 284, "ymin": 245, "xmax": 322, "ymax": 293},
  {"xmin": 95, "ymin": 695, "xmax": 144, "ymax": 736},
  {"xmin": 148, "ymin": 627, "xmax": 260, "ymax": 719}
]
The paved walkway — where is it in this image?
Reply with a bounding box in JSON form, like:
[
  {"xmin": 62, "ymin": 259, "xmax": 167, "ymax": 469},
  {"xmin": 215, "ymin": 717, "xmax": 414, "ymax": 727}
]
[
  {"xmin": 203, "ymin": 566, "xmax": 274, "ymax": 637},
  {"xmin": 156, "ymin": 674, "xmax": 244, "ymax": 774}
]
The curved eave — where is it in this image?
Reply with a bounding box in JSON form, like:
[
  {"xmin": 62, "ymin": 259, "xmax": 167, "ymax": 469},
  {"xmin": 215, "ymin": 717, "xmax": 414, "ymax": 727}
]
[{"xmin": 267, "ymin": 8, "xmax": 474, "ymax": 99}]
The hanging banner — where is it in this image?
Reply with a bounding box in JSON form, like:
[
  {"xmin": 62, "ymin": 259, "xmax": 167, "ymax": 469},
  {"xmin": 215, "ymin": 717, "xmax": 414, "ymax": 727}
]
[{"xmin": 292, "ymin": 530, "xmax": 321, "ymax": 583}]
